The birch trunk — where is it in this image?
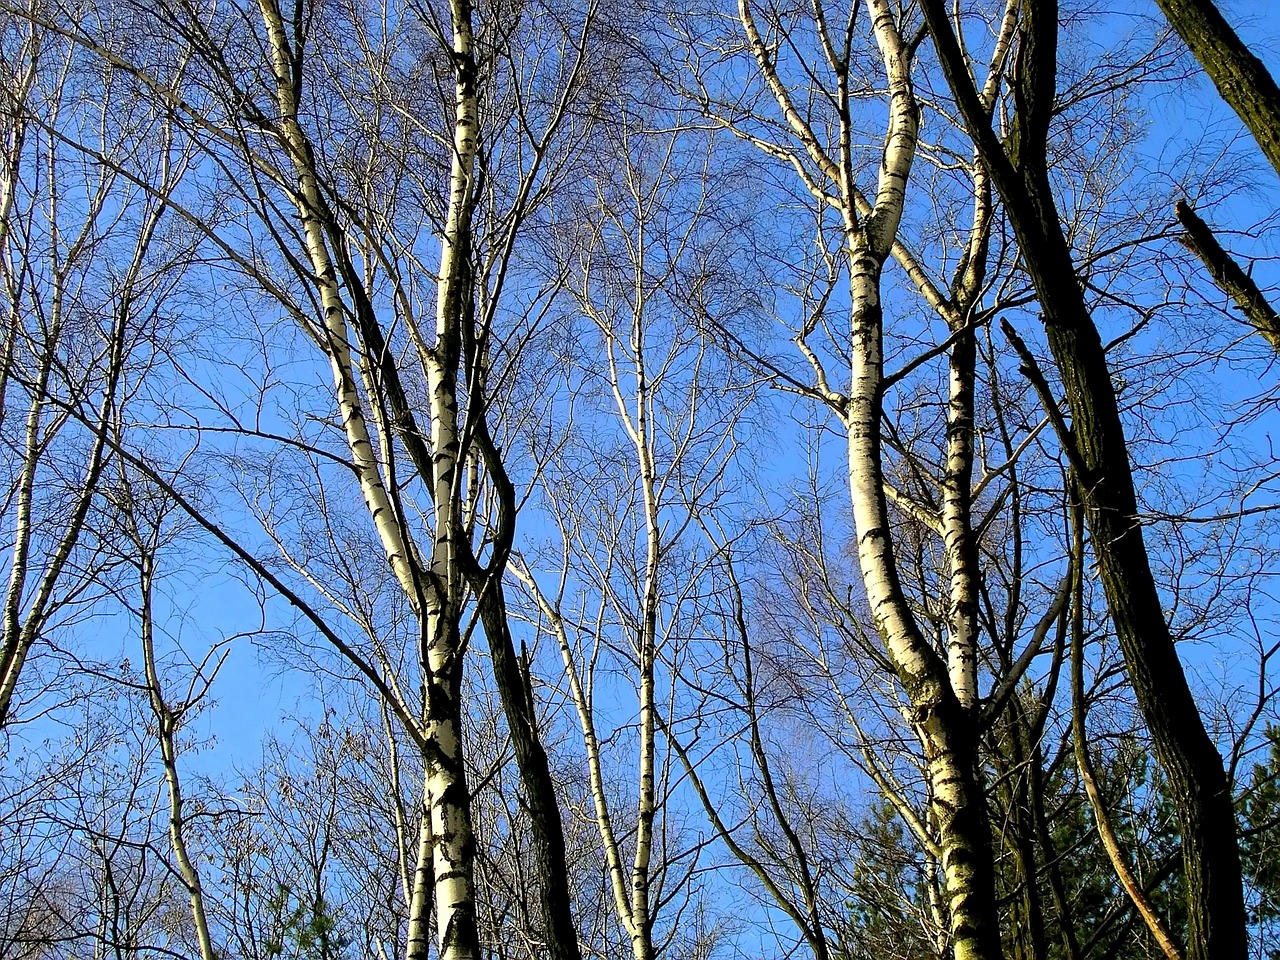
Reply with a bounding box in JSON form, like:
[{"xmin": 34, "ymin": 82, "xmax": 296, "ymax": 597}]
[
  {"xmin": 420, "ymin": 624, "xmax": 479, "ymax": 960},
  {"xmin": 628, "ymin": 287, "xmax": 660, "ymax": 960},
  {"xmin": 844, "ymin": 254, "xmax": 1000, "ymax": 960},
  {"xmin": 406, "ymin": 793, "xmax": 435, "ymax": 960},
  {"xmin": 941, "ymin": 142, "xmax": 994, "ymax": 712},
  {"xmin": 138, "ymin": 551, "xmax": 217, "ymax": 960},
  {"xmin": 257, "ymin": 1, "xmax": 481, "ymax": 955},
  {"xmin": 919, "ymin": 2, "xmax": 1250, "ymax": 956},
  {"xmin": 627, "ymin": 527, "xmax": 657, "ymax": 960},
  {"xmin": 420, "ymin": 1, "xmax": 482, "ymax": 956},
  {"xmin": 734, "ymin": 0, "xmax": 1006, "ymax": 953},
  {"xmin": 256, "ymin": 0, "xmax": 420, "ymax": 603},
  {"xmin": 942, "ymin": 323, "xmax": 980, "ymax": 710},
  {"xmin": 843, "ymin": 5, "xmax": 1003, "ymax": 956}
]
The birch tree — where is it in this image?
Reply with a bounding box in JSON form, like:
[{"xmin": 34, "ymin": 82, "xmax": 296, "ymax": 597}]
[
  {"xmin": 512, "ymin": 117, "xmax": 752, "ymax": 960},
  {"xmin": 3, "ymin": 2, "xmax": 1279, "ymax": 958},
  {"xmin": 241, "ymin": 1, "xmax": 602, "ymax": 950},
  {"xmin": 678, "ymin": 2, "xmax": 1018, "ymax": 954},
  {"xmin": 0, "ymin": 1, "xmax": 188, "ymax": 731},
  {"xmin": 8, "ymin": 0, "xmax": 619, "ymax": 954},
  {"xmin": 100, "ymin": 465, "xmax": 221, "ymax": 960},
  {"xmin": 919, "ymin": 3, "xmax": 1251, "ymax": 956}
]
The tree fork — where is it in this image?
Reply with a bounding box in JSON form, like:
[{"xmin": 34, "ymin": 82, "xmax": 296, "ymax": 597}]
[{"xmin": 919, "ymin": 3, "xmax": 1249, "ymax": 956}]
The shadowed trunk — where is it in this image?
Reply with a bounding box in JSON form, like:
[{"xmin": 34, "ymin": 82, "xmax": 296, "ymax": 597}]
[
  {"xmin": 1155, "ymin": 0, "xmax": 1280, "ymax": 178},
  {"xmin": 477, "ymin": 584, "xmax": 582, "ymax": 960},
  {"xmin": 918, "ymin": 3, "xmax": 1249, "ymax": 957}
]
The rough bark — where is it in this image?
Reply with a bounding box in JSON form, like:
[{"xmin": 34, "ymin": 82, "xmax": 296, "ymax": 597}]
[
  {"xmin": 1154, "ymin": 0, "xmax": 1280, "ymax": 178},
  {"xmin": 919, "ymin": 3, "xmax": 1249, "ymax": 957},
  {"xmin": 1175, "ymin": 199, "xmax": 1280, "ymax": 351},
  {"xmin": 477, "ymin": 585, "xmax": 582, "ymax": 960}
]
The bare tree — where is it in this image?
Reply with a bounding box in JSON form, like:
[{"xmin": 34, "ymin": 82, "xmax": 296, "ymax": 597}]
[
  {"xmin": 920, "ymin": 1, "xmax": 1251, "ymax": 956},
  {"xmin": 512, "ymin": 115, "xmax": 751, "ymax": 960},
  {"xmin": 2, "ymin": 4, "xmax": 1279, "ymax": 960},
  {"xmin": 0, "ymin": 2, "xmax": 188, "ymax": 731},
  {"xmin": 0, "ymin": 0, "xmax": 621, "ymax": 954},
  {"xmin": 676, "ymin": 2, "xmax": 1028, "ymax": 954}
]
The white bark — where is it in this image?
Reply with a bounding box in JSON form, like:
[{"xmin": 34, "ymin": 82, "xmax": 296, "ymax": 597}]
[
  {"xmin": 255, "ymin": 3, "xmax": 481, "ymax": 956},
  {"xmin": 256, "ymin": 0, "xmax": 421, "ymax": 606},
  {"xmin": 941, "ymin": 0, "xmax": 1017, "ymax": 710},
  {"xmin": 512, "ymin": 331, "xmax": 661, "ymax": 960},
  {"xmin": 0, "ymin": 309, "xmax": 59, "ymax": 724},
  {"xmin": 420, "ymin": 3, "xmax": 482, "ymax": 958},
  {"xmin": 942, "ymin": 347, "xmax": 979, "ymax": 709},
  {"xmin": 840, "ymin": 11, "xmax": 1000, "ymax": 952},
  {"xmin": 841, "ymin": 0, "xmax": 924, "ymax": 682},
  {"xmin": 406, "ymin": 792, "xmax": 435, "ymax": 960},
  {"xmin": 625, "ymin": 252, "xmax": 659, "ymax": 960},
  {"xmin": 737, "ymin": 0, "xmax": 1002, "ymax": 954}
]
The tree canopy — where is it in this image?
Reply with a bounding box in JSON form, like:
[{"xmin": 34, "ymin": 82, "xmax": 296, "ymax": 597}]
[{"xmin": 1, "ymin": 2, "xmax": 1278, "ymax": 959}]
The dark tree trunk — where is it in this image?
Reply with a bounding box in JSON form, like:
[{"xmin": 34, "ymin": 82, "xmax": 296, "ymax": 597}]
[
  {"xmin": 1155, "ymin": 0, "xmax": 1280, "ymax": 178},
  {"xmin": 479, "ymin": 583, "xmax": 583, "ymax": 960},
  {"xmin": 1175, "ymin": 199, "xmax": 1280, "ymax": 351},
  {"xmin": 917, "ymin": 3, "xmax": 1249, "ymax": 957}
]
